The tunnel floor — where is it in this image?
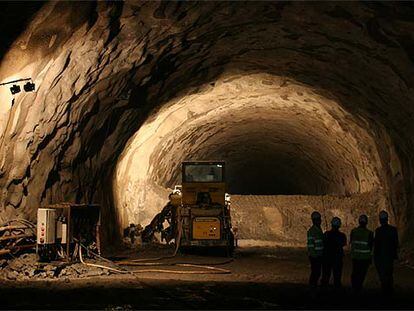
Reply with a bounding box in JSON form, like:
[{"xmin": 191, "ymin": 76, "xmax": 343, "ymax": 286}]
[{"xmin": 1, "ymin": 245, "xmax": 414, "ymax": 310}]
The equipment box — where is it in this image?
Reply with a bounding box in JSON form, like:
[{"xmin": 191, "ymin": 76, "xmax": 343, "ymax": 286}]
[{"xmin": 37, "ymin": 203, "xmax": 101, "ymax": 262}]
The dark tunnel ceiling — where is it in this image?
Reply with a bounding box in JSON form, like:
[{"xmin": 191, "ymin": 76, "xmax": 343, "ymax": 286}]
[
  {"xmin": 149, "ymin": 102, "xmax": 381, "ymax": 196},
  {"xmin": 0, "ymin": 1, "xmax": 413, "ymax": 244},
  {"xmin": 0, "ymin": 1, "xmax": 45, "ymax": 63}
]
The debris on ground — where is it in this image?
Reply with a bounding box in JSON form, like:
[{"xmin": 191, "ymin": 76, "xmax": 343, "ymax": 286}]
[
  {"xmin": 105, "ymin": 305, "xmax": 134, "ymax": 311},
  {"xmin": 0, "ymin": 253, "xmax": 113, "ymax": 280}
]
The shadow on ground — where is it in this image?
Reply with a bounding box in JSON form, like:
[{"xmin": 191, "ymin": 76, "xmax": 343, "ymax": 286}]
[
  {"xmin": 1, "ymin": 279, "xmax": 414, "ymax": 310},
  {"xmin": 1, "ymin": 246, "xmax": 414, "ymax": 310}
]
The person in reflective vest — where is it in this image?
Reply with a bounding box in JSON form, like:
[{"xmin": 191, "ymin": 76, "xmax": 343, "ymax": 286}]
[
  {"xmin": 374, "ymin": 210, "xmax": 399, "ymax": 295},
  {"xmin": 321, "ymin": 217, "xmax": 347, "ymax": 288},
  {"xmin": 350, "ymin": 214, "xmax": 374, "ymax": 293},
  {"xmin": 307, "ymin": 211, "xmax": 324, "ymax": 288}
]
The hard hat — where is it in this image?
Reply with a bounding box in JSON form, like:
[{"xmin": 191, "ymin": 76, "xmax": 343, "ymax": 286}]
[
  {"xmin": 359, "ymin": 214, "xmax": 368, "ymax": 224},
  {"xmin": 311, "ymin": 211, "xmax": 321, "ymax": 220},
  {"xmin": 331, "ymin": 217, "xmax": 341, "ymax": 227},
  {"xmin": 379, "ymin": 210, "xmax": 389, "ymax": 220}
]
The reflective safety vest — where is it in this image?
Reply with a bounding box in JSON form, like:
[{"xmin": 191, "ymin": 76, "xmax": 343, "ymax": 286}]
[
  {"xmin": 307, "ymin": 225, "xmax": 324, "ymax": 258},
  {"xmin": 351, "ymin": 227, "xmax": 373, "ymax": 260}
]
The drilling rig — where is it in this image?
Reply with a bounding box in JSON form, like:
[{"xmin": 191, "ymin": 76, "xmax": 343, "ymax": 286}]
[{"xmin": 142, "ymin": 161, "xmax": 234, "ymax": 254}]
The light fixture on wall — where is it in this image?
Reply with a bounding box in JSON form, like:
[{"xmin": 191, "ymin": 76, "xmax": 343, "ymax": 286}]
[
  {"xmin": 0, "ymin": 78, "xmax": 36, "ymax": 96},
  {"xmin": 0, "ymin": 78, "xmax": 36, "ymax": 107},
  {"xmin": 10, "ymin": 84, "xmax": 21, "ymax": 95},
  {"xmin": 23, "ymin": 81, "xmax": 36, "ymax": 92}
]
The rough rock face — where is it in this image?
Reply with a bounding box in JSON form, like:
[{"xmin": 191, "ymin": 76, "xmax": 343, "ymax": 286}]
[
  {"xmin": 230, "ymin": 193, "xmax": 386, "ymax": 244},
  {"xmin": 0, "ymin": 2, "xmax": 413, "ymax": 247}
]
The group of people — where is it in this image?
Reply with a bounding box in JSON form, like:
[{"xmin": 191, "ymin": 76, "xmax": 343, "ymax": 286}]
[{"xmin": 307, "ymin": 210, "xmax": 399, "ymax": 295}]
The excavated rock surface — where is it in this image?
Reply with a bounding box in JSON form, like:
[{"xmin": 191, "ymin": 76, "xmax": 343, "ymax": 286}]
[
  {"xmin": 0, "ymin": 2, "xmax": 413, "ymax": 248},
  {"xmin": 0, "ymin": 253, "xmax": 111, "ymax": 280},
  {"xmin": 230, "ymin": 193, "xmax": 386, "ymax": 244}
]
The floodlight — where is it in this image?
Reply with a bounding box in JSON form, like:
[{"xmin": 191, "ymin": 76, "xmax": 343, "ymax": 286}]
[
  {"xmin": 23, "ymin": 81, "xmax": 35, "ymax": 92},
  {"xmin": 10, "ymin": 85, "xmax": 21, "ymax": 95}
]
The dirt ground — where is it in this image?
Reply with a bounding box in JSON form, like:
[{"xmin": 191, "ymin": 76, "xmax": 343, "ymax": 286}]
[{"xmin": 1, "ymin": 244, "xmax": 414, "ymax": 310}]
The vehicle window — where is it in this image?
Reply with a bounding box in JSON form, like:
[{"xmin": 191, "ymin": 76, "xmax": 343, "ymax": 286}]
[{"xmin": 183, "ymin": 164, "xmax": 223, "ymax": 182}]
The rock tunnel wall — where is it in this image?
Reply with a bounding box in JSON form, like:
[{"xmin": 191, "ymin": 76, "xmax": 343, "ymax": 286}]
[
  {"xmin": 0, "ymin": 2, "xmax": 413, "ymax": 249},
  {"xmin": 231, "ymin": 193, "xmax": 386, "ymax": 245}
]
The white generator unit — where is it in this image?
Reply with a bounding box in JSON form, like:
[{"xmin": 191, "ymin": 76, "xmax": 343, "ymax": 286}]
[
  {"xmin": 36, "ymin": 204, "xmax": 101, "ymax": 262},
  {"xmin": 37, "ymin": 208, "xmax": 58, "ymax": 262}
]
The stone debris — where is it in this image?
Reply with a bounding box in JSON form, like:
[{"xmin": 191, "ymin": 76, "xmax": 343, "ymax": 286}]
[
  {"xmin": 105, "ymin": 305, "xmax": 133, "ymax": 311},
  {"xmin": 0, "ymin": 252, "xmax": 112, "ymax": 280}
]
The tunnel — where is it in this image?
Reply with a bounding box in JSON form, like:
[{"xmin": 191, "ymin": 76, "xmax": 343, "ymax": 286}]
[
  {"xmin": 1, "ymin": 1, "xmax": 414, "ymax": 308},
  {"xmin": 114, "ymin": 72, "xmax": 386, "ymax": 243},
  {"xmin": 0, "ymin": 2, "xmax": 413, "ymax": 245},
  {"xmin": 0, "ymin": 1, "xmax": 413, "ymax": 251}
]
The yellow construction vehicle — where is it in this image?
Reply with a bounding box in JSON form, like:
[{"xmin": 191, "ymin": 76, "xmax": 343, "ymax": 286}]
[
  {"xmin": 142, "ymin": 161, "xmax": 234, "ymax": 254},
  {"xmin": 175, "ymin": 161, "xmax": 234, "ymax": 252}
]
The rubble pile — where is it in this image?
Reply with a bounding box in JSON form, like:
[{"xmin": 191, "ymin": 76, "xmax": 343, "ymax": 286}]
[{"xmin": 0, "ymin": 253, "xmax": 113, "ymax": 280}]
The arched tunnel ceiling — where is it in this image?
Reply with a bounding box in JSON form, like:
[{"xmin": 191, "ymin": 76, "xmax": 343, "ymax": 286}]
[
  {"xmin": 114, "ymin": 73, "xmax": 384, "ymax": 227},
  {"xmin": 0, "ymin": 1, "xmax": 413, "ymax": 244}
]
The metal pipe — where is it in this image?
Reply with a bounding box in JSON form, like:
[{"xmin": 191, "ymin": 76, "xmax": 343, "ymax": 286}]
[{"xmin": 0, "ymin": 78, "xmax": 32, "ymax": 86}]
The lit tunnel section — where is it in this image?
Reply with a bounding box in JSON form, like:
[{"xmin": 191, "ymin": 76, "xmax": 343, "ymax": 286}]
[
  {"xmin": 114, "ymin": 73, "xmax": 386, "ymax": 244},
  {"xmin": 0, "ymin": 2, "xmax": 411, "ymax": 249}
]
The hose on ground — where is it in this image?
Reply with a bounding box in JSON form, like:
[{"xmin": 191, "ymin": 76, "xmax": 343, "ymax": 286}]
[
  {"xmin": 78, "ymin": 239, "xmax": 231, "ymax": 275},
  {"xmin": 79, "ymin": 243, "xmax": 127, "ymax": 274},
  {"xmin": 131, "ymin": 216, "xmax": 184, "ymax": 263},
  {"xmin": 129, "ymin": 267, "xmax": 230, "ymax": 274},
  {"xmin": 116, "ymin": 211, "xmax": 234, "ymax": 269},
  {"xmin": 77, "ymin": 209, "xmax": 232, "ymax": 275},
  {"xmin": 116, "ymin": 258, "xmax": 234, "ymax": 267}
]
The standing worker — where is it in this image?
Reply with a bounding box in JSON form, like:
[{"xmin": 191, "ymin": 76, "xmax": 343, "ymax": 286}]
[
  {"xmin": 374, "ymin": 210, "xmax": 399, "ymax": 295},
  {"xmin": 321, "ymin": 217, "xmax": 347, "ymax": 288},
  {"xmin": 350, "ymin": 214, "xmax": 374, "ymax": 293},
  {"xmin": 307, "ymin": 211, "xmax": 324, "ymax": 289}
]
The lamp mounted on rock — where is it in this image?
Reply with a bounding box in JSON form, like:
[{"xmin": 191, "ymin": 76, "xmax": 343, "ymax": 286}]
[
  {"xmin": 10, "ymin": 84, "xmax": 21, "ymax": 95},
  {"xmin": 0, "ymin": 78, "xmax": 36, "ymax": 96},
  {"xmin": 0, "ymin": 78, "xmax": 36, "ymax": 108},
  {"xmin": 23, "ymin": 81, "xmax": 35, "ymax": 92}
]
